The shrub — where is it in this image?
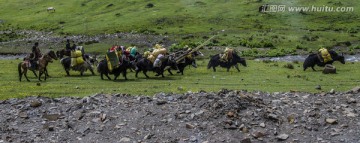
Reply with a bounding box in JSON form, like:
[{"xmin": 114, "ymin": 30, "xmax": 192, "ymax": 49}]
[
  {"xmin": 283, "ymin": 63, "xmax": 294, "ymax": 69},
  {"xmin": 146, "ymin": 3, "xmax": 154, "ymax": 8},
  {"xmin": 263, "ymin": 41, "xmax": 274, "ymax": 48}
]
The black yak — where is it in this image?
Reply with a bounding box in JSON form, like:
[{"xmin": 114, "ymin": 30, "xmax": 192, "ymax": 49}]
[
  {"xmin": 207, "ymin": 52, "xmax": 247, "ymax": 72},
  {"xmin": 303, "ymin": 50, "xmax": 345, "ymax": 71}
]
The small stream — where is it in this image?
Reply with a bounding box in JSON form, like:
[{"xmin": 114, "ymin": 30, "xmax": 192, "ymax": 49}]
[
  {"xmin": 254, "ymin": 54, "xmax": 360, "ymax": 62},
  {"xmin": 0, "ymin": 54, "xmax": 27, "ymax": 60}
]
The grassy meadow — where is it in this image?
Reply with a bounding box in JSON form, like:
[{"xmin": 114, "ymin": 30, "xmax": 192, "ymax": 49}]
[
  {"xmin": 0, "ymin": 0, "xmax": 360, "ymax": 99},
  {"xmin": 1, "ymin": 58, "xmax": 359, "ymax": 100}
]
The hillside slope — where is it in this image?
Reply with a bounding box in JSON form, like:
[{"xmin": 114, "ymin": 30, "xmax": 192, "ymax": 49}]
[{"xmin": 0, "ymin": 0, "xmax": 359, "ymax": 56}]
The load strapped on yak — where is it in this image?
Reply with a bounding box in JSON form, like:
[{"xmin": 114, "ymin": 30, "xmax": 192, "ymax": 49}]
[
  {"xmin": 70, "ymin": 46, "xmax": 85, "ymax": 67},
  {"xmin": 105, "ymin": 46, "xmax": 121, "ymax": 72},
  {"xmin": 220, "ymin": 47, "xmax": 234, "ymax": 62},
  {"xmin": 145, "ymin": 44, "xmax": 167, "ymax": 67},
  {"xmin": 318, "ymin": 48, "xmax": 333, "ymax": 63}
]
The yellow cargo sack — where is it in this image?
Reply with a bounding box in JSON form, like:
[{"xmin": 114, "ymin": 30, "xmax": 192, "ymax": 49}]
[
  {"xmin": 71, "ymin": 50, "xmax": 82, "ymax": 58},
  {"xmin": 71, "ymin": 58, "xmax": 77, "ymax": 67},
  {"xmin": 76, "ymin": 57, "xmax": 84, "ymax": 65},
  {"xmin": 152, "ymin": 48, "xmax": 167, "ymax": 58},
  {"xmin": 106, "ymin": 51, "xmax": 119, "ymax": 72},
  {"xmin": 147, "ymin": 54, "xmax": 156, "ymax": 63},
  {"xmin": 319, "ymin": 48, "xmax": 333, "ymax": 63}
]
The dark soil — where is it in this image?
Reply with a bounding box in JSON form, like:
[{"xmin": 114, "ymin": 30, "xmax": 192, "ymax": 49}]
[{"xmin": 1, "ymin": 87, "xmax": 360, "ymax": 143}]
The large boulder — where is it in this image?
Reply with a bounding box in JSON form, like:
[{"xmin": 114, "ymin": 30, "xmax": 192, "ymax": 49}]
[{"xmin": 322, "ymin": 64, "xmax": 336, "ymax": 74}]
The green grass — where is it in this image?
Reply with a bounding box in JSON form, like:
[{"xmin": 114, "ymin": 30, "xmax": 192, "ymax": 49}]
[
  {"xmin": 0, "ymin": 0, "xmax": 359, "ymax": 99},
  {"xmin": 1, "ymin": 59, "xmax": 359, "ymax": 100},
  {"xmin": 0, "ymin": 0, "xmax": 359, "ymax": 56}
]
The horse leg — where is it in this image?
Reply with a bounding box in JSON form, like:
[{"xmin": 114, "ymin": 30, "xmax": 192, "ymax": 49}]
[
  {"xmin": 18, "ymin": 63, "xmax": 23, "ymax": 81},
  {"xmin": 38, "ymin": 71, "xmax": 43, "ymax": 81},
  {"xmin": 87, "ymin": 63, "xmax": 95, "ymax": 75},
  {"xmin": 143, "ymin": 70, "xmax": 149, "ymax": 78},
  {"xmin": 113, "ymin": 74, "xmax": 119, "ymax": 81},
  {"xmin": 45, "ymin": 67, "xmax": 50, "ymax": 77},
  {"xmin": 311, "ymin": 66, "xmax": 316, "ymax": 71},
  {"xmin": 24, "ymin": 70, "xmax": 30, "ymax": 82},
  {"xmin": 44, "ymin": 71, "xmax": 47, "ymax": 81},
  {"xmin": 135, "ymin": 70, "xmax": 140, "ymax": 78},
  {"xmin": 105, "ymin": 73, "xmax": 111, "ymax": 80},
  {"xmin": 212, "ymin": 67, "xmax": 216, "ymax": 72},
  {"xmin": 66, "ymin": 70, "xmax": 70, "ymax": 76},
  {"xmin": 32, "ymin": 70, "xmax": 38, "ymax": 77},
  {"xmin": 100, "ymin": 73, "xmax": 104, "ymax": 80},
  {"xmin": 234, "ymin": 64, "xmax": 240, "ymax": 72},
  {"xmin": 167, "ymin": 69, "xmax": 173, "ymax": 75},
  {"xmin": 123, "ymin": 70, "xmax": 128, "ymax": 80},
  {"xmin": 90, "ymin": 68, "xmax": 95, "ymax": 75}
]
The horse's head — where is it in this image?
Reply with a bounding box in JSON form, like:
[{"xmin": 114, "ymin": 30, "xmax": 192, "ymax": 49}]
[
  {"xmin": 43, "ymin": 54, "xmax": 54, "ymax": 63},
  {"xmin": 56, "ymin": 50, "xmax": 64, "ymax": 59},
  {"xmin": 47, "ymin": 50, "xmax": 58, "ymax": 60}
]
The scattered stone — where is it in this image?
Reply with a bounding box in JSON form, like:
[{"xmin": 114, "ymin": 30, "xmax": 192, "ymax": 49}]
[
  {"xmin": 326, "ymin": 118, "xmax": 338, "ymax": 124},
  {"xmin": 100, "ymin": 113, "xmax": 106, "ymax": 122},
  {"xmin": 347, "ymin": 98, "xmax": 356, "ymax": 104},
  {"xmin": 30, "ymin": 100, "xmax": 42, "ymax": 107},
  {"xmin": 241, "ymin": 138, "xmax": 252, "ymax": 143},
  {"xmin": 18, "ymin": 112, "xmax": 28, "ymax": 119},
  {"xmin": 48, "ymin": 126, "xmax": 55, "ymax": 131},
  {"xmin": 144, "ymin": 133, "xmax": 154, "ymax": 139},
  {"xmin": 276, "ymin": 134, "xmax": 289, "ymax": 140},
  {"xmin": 259, "ymin": 122, "xmax": 265, "ymax": 128},
  {"xmin": 267, "ymin": 113, "xmax": 279, "ymax": 120},
  {"xmin": 77, "ymin": 126, "xmax": 90, "ymax": 134},
  {"xmin": 227, "ymin": 111, "xmax": 235, "ymax": 118},
  {"xmin": 315, "ymin": 85, "xmax": 321, "ymax": 90},
  {"xmin": 119, "ymin": 137, "xmax": 131, "ymax": 142},
  {"xmin": 156, "ymin": 100, "xmax": 167, "ymax": 105},
  {"xmin": 350, "ymin": 86, "xmax": 360, "ymax": 93},
  {"xmin": 43, "ymin": 114, "xmax": 61, "ymax": 121},
  {"xmin": 186, "ymin": 123, "xmax": 195, "ymax": 129},
  {"xmin": 190, "ymin": 136, "xmax": 197, "ymax": 142},
  {"xmin": 329, "ymin": 89, "xmax": 335, "ymax": 94},
  {"xmin": 252, "ymin": 131, "xmax": 265, "ymax": 138}
]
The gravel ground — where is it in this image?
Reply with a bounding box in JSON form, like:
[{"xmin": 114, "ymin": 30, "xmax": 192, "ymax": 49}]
[{"xmin": 1, "ymin": 87, "xmax": 360, "ymax": 143}]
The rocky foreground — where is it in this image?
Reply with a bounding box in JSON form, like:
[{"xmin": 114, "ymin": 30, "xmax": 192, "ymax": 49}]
[{"xmin": 1, "ymin": 87, "xmax": 360, "ymax": 143}]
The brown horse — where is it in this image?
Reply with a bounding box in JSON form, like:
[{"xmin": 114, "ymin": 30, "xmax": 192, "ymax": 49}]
[{"xmin": 18, "ymin": 50, "xmax": 58, "ymax": 81}]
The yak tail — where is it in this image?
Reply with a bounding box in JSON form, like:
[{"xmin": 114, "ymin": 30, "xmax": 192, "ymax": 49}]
[
  {"xmin": 18, "ymin": 62, "xmax": 22, "ymax": 79},
  {"xmin": 207, "ymin": 61, "xmax": 212, "ymax": 69},
  {"xmin": 96, "ymin": 63, "xmax": 101, "ymax": 73}
]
